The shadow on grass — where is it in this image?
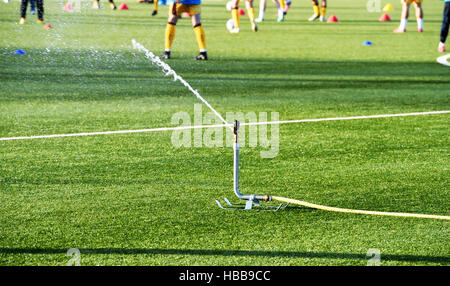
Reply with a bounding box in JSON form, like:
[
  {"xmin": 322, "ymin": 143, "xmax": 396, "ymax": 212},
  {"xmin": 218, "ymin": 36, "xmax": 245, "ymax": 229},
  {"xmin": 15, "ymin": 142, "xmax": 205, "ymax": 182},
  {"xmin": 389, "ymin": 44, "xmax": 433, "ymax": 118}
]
[
  {"xmin": 0, "ymin": 248, "xmax": 448, "ymax": 264},
  {"xmin": 1, "ymin": 47, "xmax": 449, "ymax": 103}
]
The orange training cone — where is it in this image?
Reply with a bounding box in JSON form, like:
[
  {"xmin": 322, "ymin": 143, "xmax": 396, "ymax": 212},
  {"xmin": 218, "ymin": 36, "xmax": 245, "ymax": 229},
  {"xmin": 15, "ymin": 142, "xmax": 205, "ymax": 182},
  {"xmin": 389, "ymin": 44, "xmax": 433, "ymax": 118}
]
[
  {"xmin": 378, "ymin": 13, "xmax": 391, "ymax": 22},
  {"xmin": 118, "ymin": 3, "xmax": 129, "ymax": 10},
  {"xmin": 43, "ymin": 24, "xmax": 52, "ymax": 29},
  {"xmin": 327, "ymin": 15, "xmax": 339, "ymax": 23}
]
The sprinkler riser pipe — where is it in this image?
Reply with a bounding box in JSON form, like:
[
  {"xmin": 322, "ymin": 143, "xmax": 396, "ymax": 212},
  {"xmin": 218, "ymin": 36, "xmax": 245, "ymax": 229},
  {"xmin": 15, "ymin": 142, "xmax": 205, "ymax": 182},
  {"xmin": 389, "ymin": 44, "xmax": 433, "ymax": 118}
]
[{"xmin": 233, "ymin": 141, "xmax": 271, "ymax": 202}]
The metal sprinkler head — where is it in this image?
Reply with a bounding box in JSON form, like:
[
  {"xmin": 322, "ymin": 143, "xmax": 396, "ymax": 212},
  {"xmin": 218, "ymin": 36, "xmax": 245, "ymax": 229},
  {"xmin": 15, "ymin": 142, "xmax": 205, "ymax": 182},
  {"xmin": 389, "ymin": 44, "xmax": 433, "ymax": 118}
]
[{"xmin": 233, "ymin": 120, "xmax": 240, "ymax": 135}]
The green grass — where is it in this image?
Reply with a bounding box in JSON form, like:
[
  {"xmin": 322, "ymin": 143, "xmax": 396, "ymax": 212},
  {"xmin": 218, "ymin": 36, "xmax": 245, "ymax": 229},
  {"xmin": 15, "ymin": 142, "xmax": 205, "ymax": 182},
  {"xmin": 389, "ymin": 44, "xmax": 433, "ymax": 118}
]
[{"xmin": 0, "ymin": 0, "xmax": 449, "ymax": 266}]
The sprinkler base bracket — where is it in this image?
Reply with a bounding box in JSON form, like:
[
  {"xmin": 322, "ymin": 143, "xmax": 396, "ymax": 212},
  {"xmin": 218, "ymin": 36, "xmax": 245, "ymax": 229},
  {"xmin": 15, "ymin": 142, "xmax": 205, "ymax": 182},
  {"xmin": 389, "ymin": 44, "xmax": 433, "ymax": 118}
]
[{"xmin": 216, "ymin": 197, "xmax": 288, "ymax": 211}]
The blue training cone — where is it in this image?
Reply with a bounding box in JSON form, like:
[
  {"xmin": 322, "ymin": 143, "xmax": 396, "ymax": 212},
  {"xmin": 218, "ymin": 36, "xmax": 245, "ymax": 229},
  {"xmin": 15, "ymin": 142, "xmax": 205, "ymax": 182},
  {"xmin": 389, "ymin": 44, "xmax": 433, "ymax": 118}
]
[
  {"xmin": 13, "ymin": 49, "xmax": 26, "ymax": 55},
  {"xmin": 362, "ymin": 41, "xmax": 373, "ymax": 46}
]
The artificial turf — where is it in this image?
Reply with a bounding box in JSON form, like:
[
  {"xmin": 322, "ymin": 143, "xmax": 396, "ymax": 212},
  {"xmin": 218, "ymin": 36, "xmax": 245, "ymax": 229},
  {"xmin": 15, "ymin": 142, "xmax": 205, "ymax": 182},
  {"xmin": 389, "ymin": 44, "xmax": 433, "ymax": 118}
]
[{"xmin": 0, "ymin": 0, "xmax": 449, "ymax": 265}]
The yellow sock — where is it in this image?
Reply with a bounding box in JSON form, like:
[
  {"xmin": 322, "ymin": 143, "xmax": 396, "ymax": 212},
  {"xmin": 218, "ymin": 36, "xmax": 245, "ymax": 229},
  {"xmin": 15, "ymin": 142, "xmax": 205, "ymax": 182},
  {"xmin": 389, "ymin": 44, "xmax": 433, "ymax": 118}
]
[
  {"xmin": 194, "ymin": 25, "xmax": 206, "ymax": 51},
  {"xmin": 165, "ymin": 23, "xmax": 176, "ymax": 51},
  {"xmin": 313, "ymin": 4, "xmax": 319, "ymax": 16},
  {"xmin": 247, "ymin": 7, "xmax": 255, "ymax": 22},
  {"xmin": 321, "ymin": 6, "xmax": 327, "ymax": 17},
  {"xmin": 154, "ymin": 0, "xmax": 158, "ymax": 11},
  {"xmin": 232, "ymin": 8, "xmax": 239, "ymax": 28},
  {"xmin": 279, "ymin": 0, "xmax": 285, "ymax": 10}
]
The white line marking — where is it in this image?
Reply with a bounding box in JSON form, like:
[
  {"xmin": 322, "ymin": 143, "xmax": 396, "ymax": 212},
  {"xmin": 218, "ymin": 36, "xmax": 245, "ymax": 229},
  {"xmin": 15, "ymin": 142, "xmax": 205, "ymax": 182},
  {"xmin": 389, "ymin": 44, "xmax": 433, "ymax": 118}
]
[
  {"xmin": 0, "ymin": 111, "xmax": 448, "ymax": 142},
  {"xmin": 436, "ymin": 54, "xmax": 450, "ymax": 67},
  {"xmin": 241, "ymin": 110, "xmax": 450, "ymax": 127},
  {"xmin": 0, "ymin": 124, "xmax": 229, "ymax": 142}
]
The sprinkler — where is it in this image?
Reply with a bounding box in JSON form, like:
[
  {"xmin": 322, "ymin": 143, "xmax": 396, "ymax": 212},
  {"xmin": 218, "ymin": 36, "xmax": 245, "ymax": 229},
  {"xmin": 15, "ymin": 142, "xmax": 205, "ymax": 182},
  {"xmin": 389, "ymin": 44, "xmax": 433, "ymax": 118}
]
[{"xmin": 215, "ymin": 120, "xmax": 289, "ymax": 211}]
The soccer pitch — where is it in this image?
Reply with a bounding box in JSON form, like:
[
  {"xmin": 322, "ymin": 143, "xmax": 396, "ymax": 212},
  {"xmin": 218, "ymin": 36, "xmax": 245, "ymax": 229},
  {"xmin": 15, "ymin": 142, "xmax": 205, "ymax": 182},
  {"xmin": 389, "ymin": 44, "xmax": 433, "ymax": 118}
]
[{"xmin": 0, "ymin": 0, "xmax": 449, "ymax": 266}]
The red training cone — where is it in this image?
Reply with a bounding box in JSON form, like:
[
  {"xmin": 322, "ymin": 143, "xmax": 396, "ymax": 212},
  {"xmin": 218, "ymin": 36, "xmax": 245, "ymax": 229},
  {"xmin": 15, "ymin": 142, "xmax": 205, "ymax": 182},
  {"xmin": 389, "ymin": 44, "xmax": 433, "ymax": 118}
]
[
  {"xmin": 43, "ymin": 24, "xmax": 52, "ymax": 29},
  {"xmin": 63, "ymin": 3, "xmax": 74, "ymax": 11},
  {"xmin": 118, "ymin": 3, "xmax": 129, "ymax": 10},
  {"xmin": 378, "ymin": 13, "xmax": 391, "ymax": 22},
  {"xmin": 327, "ymin": 15, "xmax": 339, "ymax": 23},
  {"xmin": 238, "ymin": 8, "xmax": 245, "ymax": 16}
]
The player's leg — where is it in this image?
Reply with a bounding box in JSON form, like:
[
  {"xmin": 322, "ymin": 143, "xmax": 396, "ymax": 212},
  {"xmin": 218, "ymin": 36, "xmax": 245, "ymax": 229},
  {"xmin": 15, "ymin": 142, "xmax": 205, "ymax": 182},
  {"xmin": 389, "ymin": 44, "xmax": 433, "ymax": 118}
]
[
  {"xmin": 279, "ymin": 0, "xmax": 285, "ymax": 15},
  {"xmin": 36, "ymin": 0, "xmax": 44, "ymax": 22},
  {"xmin": 20, "ymin": 0, "xmax": 28, "ymax": 24},
  {"xmin": 191, "ymin": 13, "xmax": 207, "ymax": 60},
  {"xmin": 162, "ymin": 3, "xmax": 179, "ymax": 59},
  {"xmin": 230, "ymin": 0, "xmax": 240, "ymax": 33},
  {"xmin": 320, "ymin": 0, "xmax": 327, "ymax": 22},
  {"xmin": 246, "ymin": 0, "xmax": 257, "ymax": 31},
  {"xmin": 93, "ymin": 0, "xmax": 99, "ymax": 9},
  {"xmin": 152, "ymin": 0, "xmax": 159, "ymax": 16},
  {"xmin": 274, "ymin": 0, "xmax": 284, "ymax": 22},
  {"xmin": 280, "ymin": 0, "xmax": 289, "ymax": 18},
  {"xmin": 109, "ymin": 0, "xmax": 117, "ymax": 10},
  {"xmin": 414, "ymin": 1, "xmax": 423, "ymax": 32},
  {"xmin": 259, "ymin": 0, "xmax": 283, "ymax": 22},
  {"xmin": 309, "ymin": 0, "xmax": 320, "ymax": 21},
  {"xmin": 394, "ymin": 0, "xmax": 410, "ymax": 33},
  {"xmin": 255, "ymin": 0, "xmax": 266, "ymax": 22},
  {"xmin": 284, "ymin": 0, "xmax": 291, "ymax": 14},
  {"xmin": 439, "ymin": 1, "xmax": 450, "ymax": 52},
  {"xmin": 30, "ymin": 0, "xmax": 36, "ymax": 15}
]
